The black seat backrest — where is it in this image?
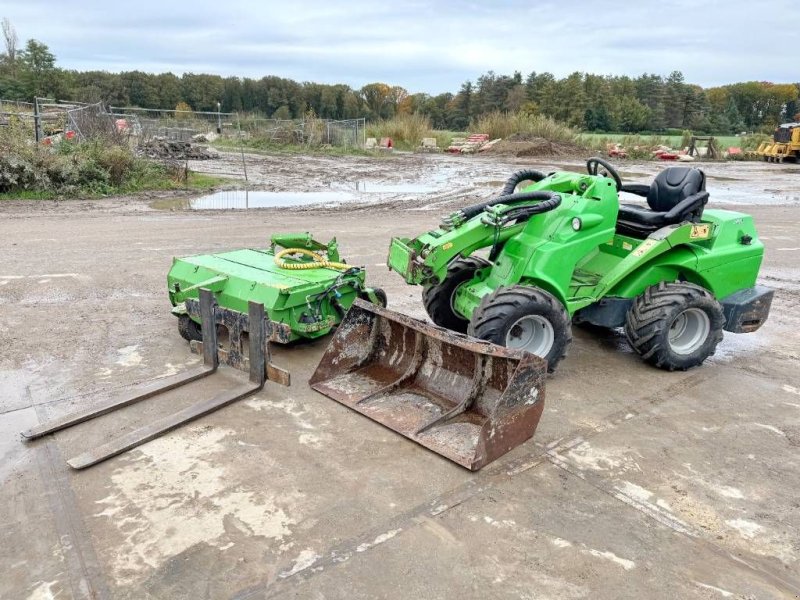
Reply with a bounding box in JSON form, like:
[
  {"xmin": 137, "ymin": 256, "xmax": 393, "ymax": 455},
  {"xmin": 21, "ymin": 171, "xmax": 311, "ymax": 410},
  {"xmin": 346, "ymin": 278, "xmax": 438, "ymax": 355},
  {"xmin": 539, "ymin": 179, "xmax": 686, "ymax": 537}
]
[{"xmin": 647, "ymin": 167, "xmax": 706, "ymax": 213}]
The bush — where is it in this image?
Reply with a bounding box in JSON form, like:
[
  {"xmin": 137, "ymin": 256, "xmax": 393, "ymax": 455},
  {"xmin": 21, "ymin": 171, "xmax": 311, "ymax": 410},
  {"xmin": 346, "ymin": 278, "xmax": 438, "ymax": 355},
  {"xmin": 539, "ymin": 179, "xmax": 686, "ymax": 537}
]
[
  {"xmin": 470, "ymin": 111, "xmax": 578, "ymax": 144},
  {"xmin": 0, "ymin": 135, "xmax": 171, "ymax": 197},
  {"xmin": 366, "ymin": 113, "xmax": 433, "ymax": 148}
]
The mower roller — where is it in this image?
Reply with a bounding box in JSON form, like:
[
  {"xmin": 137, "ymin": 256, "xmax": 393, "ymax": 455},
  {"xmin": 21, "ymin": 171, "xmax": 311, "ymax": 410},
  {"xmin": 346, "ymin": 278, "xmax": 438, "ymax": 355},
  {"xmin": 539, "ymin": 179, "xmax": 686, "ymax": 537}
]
[
  {"xmin": 388, "ymin": 158, "xmax": 773, "ymax": 372},
  {"xmin": 310, "ymin": 299, "xmax": 546, "ymax": 470}
]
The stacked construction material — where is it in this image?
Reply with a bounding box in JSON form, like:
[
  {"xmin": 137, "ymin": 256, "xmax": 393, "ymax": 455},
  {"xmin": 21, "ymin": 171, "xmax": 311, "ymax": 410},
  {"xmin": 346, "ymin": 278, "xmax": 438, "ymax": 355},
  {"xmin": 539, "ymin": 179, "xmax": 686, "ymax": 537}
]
[{"xmin": 447, "ymin": 133, "xmax": 490, "ymax": 154}]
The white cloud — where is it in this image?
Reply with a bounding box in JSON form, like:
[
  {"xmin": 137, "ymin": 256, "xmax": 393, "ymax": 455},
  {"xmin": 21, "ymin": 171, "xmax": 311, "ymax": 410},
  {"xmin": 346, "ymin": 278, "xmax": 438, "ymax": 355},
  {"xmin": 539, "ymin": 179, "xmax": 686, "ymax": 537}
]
[{"xmin": 2, "ymin": 0, "xmax": 796, "ymax": 92}]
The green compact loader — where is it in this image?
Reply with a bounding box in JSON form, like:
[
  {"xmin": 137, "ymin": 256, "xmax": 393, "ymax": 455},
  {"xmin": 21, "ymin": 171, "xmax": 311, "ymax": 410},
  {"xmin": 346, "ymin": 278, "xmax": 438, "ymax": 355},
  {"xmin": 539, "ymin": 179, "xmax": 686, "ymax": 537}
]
[{"xmin": 388, "ymin": 158, "xmax": 773, "ymax": 372}]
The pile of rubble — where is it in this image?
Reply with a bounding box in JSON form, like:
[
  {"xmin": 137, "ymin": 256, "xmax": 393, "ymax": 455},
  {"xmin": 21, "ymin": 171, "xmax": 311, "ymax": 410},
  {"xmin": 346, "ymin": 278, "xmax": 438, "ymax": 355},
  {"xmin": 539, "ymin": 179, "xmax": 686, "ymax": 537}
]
[
  {"xmin": 137, "ymin": 139, "xmax": 219, "ymax": 160},
  {"xmin": 488, "ymin": 133, "xmax": 583, "ymax": 158}
]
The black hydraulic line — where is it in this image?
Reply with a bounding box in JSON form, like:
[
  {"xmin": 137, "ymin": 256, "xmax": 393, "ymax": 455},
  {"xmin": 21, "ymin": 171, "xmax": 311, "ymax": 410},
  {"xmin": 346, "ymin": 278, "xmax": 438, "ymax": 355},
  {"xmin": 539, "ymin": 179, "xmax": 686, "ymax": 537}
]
[
  {"xmin": 488, "ymin": 194, "xmax": 563, "ymax": 226},
  {"xmin": 501, "ymin": 169, "xmax": 546, "ymax": 195},
  {"xmin": 459, "ymin": 190, "xmax": 560, "ymax": 221}
]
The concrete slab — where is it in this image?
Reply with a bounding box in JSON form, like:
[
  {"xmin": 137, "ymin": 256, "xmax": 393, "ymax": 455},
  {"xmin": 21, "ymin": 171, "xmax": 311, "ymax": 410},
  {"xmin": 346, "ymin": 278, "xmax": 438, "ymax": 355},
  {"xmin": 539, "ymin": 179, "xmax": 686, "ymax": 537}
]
[{"xmin": 1, "ymin": 153, "xmax": 799, "ymax": 598}]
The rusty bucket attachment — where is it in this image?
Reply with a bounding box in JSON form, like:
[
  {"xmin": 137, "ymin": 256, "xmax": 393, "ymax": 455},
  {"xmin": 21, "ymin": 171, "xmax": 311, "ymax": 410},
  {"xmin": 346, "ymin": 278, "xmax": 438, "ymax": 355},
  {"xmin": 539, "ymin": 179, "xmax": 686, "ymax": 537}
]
[
  {"xmin": 309, "ymin": 299, "xmax": 546, "ymax": 471},
  {"xmin": 22, "ymin": 289, "xmax": 289, "ymax": 469}
]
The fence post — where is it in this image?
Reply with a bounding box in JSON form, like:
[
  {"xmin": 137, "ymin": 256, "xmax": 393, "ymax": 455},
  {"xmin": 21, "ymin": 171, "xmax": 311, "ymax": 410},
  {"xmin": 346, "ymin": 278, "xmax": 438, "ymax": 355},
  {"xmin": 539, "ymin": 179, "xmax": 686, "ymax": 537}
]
[
  {"xmin": 237, "ymin": 113, "xmax": 248, "ymax": 184},
  {"xmin": 33, "ymin": 97, "xmax": 42, "ymax": 143}
]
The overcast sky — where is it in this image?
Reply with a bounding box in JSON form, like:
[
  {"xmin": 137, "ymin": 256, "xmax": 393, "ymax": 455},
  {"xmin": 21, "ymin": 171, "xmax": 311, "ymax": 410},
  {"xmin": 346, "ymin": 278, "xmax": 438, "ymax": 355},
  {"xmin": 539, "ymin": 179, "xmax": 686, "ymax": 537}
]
[{"xmin": 3, "ymin": 0, "xmax": 795, "ymax": 93}]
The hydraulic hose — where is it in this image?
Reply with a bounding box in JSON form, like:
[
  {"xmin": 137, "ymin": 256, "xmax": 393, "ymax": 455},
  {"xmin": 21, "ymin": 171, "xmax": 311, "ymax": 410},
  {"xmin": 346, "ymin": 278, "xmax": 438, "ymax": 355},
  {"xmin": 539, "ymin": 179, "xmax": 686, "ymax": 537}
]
[
  {"xmin": 440, "ymin": 171, "xmax": 548, "ymax": 229},
  {"xmin": 458, "ymin": 190, "xmax": 561, "ymax": 221},
  {"xmin": 487, "ymin": 194, "xmax": 562, "ymax": 226},
  {"xmin": 500, "ymin": 169, "xmax": 546, "ymax": 195},
  {"xmin": 274, "ymin": 247, "xmax": 350, "ymax": 270}
]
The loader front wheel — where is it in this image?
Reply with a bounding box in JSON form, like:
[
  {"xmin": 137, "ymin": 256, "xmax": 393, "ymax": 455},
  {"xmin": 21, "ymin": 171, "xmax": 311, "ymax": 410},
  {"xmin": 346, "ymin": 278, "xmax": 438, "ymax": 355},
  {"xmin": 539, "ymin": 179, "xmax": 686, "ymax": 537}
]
[
  {"xmin": 624, "ymin": 282, "xmax": 724, "ymax": 371},
  {"xmin": 423, "ymin": 256, "xmax": 490, "ymax": 333},
  {"xmin": 469, "ymin": 285, "xmax": 572, "ymax": 372},
  {"xmin": 178, "ymin": 315, "xmax": 203, "ymax": 342}
]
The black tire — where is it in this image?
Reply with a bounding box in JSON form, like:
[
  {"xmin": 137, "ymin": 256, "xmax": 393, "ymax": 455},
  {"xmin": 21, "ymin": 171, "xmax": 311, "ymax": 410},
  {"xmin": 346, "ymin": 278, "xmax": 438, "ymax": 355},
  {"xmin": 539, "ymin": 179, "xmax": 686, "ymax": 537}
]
[
  {"xmin": 624, "ymin": 282, "xmax": 725, "ymax": 371},
  {"xmin": 178, "ymin": 315, "xmax": 202, "ymax": 342},
  {"xmin": 361, "ymin": 287, "xmax": 388, "ymax": 308},
  {"xmin": 423, "ymin": 256, "xmax": 490, "ymax": 332},
  {"xmin": 468, "ymin": 285, "xmax": 572, "ymax": 372}
]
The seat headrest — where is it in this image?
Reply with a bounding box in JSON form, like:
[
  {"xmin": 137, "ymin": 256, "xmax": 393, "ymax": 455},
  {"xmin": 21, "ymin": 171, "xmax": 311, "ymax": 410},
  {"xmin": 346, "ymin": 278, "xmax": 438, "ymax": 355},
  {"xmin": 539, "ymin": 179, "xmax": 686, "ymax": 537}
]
[{"xmin": 647, "ymin": 167, "xmax": 706, "ymax": 213}]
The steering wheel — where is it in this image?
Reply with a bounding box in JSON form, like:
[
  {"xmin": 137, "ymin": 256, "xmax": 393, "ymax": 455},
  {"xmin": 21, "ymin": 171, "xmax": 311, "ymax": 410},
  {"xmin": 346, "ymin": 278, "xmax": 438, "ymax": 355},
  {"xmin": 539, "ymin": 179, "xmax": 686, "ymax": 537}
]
[{"xmin": 586, "ymin": 157, "xmax": 622, "ymax": 191}]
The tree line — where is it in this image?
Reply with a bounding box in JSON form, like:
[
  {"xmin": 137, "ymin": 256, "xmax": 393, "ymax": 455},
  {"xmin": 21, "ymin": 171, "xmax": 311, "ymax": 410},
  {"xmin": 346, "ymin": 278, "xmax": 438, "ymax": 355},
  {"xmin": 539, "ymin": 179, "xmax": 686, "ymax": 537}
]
[{"xmin": 1, "ymin": 18, "xmax": 798, "ymax": 134}]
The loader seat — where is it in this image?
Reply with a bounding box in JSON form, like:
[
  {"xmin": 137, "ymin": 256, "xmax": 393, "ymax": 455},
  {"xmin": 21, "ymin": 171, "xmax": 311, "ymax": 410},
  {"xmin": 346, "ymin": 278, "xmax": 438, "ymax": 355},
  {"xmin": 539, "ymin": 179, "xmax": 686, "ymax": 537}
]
[{"xmin": 616, "ymin": 167, "xmax": 708, "ymax": 238}]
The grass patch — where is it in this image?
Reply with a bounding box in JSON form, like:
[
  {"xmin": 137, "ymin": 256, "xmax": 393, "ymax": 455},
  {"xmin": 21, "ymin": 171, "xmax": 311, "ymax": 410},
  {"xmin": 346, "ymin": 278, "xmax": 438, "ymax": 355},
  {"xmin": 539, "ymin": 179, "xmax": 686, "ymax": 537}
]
[
  {"xmin": 366, "ymin": 113, "xmax": 437, "ymax": 150},
  {"xmin": 580, "ymin": 132, "xmax": 746, "ymax": 150},
  {"xmin": 470, "ymin": 112, "xmax": 579, "ymax": 144},
  {"xmin": 0, "ymin": 171, "xmax": 229, "ymax": 200}
]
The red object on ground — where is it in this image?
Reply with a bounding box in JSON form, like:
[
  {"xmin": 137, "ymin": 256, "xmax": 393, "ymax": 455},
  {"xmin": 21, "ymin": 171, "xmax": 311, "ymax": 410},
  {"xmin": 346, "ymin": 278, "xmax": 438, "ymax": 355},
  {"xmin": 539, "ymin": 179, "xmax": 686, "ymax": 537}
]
[
  {"xmin": 727, "ymin": 147, "xmax": 742, "ymax": 155},
  {"xmin": 65, "ymin": 130, "xmax": 76, "ymax": 140},
  {"xmin": 380, "ymin": 137, "xmax": 393, "ymax": 148}
]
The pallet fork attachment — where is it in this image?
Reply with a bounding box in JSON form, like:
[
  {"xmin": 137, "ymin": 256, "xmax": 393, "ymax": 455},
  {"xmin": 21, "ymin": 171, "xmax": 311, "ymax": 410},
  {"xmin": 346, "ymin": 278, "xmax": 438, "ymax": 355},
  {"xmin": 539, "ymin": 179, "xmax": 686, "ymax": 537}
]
[{"xmin": 21, "ymin": 289, "xmax": 289, "ymax": 469}]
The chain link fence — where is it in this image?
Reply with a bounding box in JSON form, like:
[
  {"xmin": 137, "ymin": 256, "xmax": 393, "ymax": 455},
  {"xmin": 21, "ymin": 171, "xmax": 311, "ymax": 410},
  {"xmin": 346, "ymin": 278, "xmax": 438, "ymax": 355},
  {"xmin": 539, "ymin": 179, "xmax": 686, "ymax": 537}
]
[
  {"xmin": 66, "ymin": 102, "xmax": 126, "ymax": 144},
  {"xmin": 3, "ymin": 98, "xmax": 366, "ymax": 149}
]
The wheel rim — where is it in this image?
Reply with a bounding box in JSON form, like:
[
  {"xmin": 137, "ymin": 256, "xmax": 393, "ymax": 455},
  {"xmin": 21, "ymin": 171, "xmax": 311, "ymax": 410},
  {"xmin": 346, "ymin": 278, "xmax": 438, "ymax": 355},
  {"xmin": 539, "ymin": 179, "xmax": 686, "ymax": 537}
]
[
  {"xmin": 668, "ymin": 308, "xmax": 710, "ymax": 355},
  {"xmin": 450, "ymin": 284, "xmax": 468, "ymax": 321},
  {"xmin": 506, "ymin": 315, "xmax": 554, "ymax": 356}
]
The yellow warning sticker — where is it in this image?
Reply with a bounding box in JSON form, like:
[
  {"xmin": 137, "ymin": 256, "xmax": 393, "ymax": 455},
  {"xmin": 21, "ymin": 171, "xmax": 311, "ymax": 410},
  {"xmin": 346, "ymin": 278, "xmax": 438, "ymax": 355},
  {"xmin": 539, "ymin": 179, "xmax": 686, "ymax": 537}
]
[
  {"xmin": 690, "ymin": 224, "xmax": 711, "ymax": 239},
  {"xmin": 632, "ymin": 239, "xmax": 658, "ymax": 257},
  {"xmin": 622, "ymin": 241, "xmax": 633, "ymax": 251},
  {"xmin": 442, "ymin": 242, "xmax": 453, "ymax": 250}
]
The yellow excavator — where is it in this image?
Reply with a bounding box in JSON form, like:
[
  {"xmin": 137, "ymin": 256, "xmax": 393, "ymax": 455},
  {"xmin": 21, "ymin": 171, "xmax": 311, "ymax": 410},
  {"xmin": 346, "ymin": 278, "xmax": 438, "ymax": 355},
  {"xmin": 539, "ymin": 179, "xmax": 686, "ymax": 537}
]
[{"xmin": 756, "ymin": 122, "xmax": 800, "ymax": 162}]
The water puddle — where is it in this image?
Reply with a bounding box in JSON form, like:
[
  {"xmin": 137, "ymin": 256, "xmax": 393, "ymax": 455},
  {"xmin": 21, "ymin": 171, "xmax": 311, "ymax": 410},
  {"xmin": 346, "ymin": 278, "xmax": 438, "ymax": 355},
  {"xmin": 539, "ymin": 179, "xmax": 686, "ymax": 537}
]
[
  {"xmin": 159, "ymin": 179, "xmax": 444, "ymax": 211},
  {"xmin": 189, "ymin": 190, "xmax": 355, "ymax": 210},
  {"xmin": 348, "ymin": 181, "xmax": 436, "ymax": 194}
]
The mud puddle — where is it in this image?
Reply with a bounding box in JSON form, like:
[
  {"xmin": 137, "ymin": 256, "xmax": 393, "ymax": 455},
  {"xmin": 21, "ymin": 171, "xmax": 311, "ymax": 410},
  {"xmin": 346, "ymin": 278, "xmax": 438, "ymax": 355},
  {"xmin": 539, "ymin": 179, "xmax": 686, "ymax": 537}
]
[{"xmin": 154, "ymin": 180, "xmax": 443, "ymax": 211}]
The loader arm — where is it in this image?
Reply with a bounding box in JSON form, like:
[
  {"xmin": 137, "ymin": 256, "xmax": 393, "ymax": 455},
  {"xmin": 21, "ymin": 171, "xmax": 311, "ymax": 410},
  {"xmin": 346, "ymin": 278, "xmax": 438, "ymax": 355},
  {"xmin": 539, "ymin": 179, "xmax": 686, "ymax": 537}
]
[
  {"xmin": 388, "ymin": 218, "xmax": 525, "ymax": 285},
  {"xmin": 388, "ymin": 172, "xmax": 607, "ymax": 286}
]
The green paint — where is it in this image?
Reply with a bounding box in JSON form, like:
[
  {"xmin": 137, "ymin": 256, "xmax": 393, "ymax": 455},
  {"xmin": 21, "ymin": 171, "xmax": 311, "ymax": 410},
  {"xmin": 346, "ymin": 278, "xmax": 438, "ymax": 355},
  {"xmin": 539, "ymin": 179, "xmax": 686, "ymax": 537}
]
[{"xmin": 388, "ymin": 170, "xmax": 764, "ymax": 320}]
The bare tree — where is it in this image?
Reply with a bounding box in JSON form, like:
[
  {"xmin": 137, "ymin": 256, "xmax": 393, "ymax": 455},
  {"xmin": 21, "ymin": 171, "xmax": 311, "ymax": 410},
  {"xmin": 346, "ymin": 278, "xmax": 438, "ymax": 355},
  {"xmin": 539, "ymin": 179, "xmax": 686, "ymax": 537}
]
[{"xmin": 2, "ymin": 17, "xmax": 18, "ymax": 70}]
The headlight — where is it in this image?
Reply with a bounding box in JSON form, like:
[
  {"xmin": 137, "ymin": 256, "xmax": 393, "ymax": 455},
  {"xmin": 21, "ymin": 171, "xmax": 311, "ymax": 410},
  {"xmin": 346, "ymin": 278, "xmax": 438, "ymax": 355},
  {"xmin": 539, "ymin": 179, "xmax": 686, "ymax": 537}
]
[{"xmin": 571, "ymin": 217, "xmax": 582, "ymax": 231}]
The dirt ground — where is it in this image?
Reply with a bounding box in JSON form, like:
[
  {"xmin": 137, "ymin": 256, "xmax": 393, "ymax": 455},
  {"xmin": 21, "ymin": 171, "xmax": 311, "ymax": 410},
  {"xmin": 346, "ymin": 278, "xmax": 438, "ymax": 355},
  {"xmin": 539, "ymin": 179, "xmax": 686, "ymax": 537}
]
[{"xmin": 1, "ymin": 151, "xmax": 799, "ymax": 600}]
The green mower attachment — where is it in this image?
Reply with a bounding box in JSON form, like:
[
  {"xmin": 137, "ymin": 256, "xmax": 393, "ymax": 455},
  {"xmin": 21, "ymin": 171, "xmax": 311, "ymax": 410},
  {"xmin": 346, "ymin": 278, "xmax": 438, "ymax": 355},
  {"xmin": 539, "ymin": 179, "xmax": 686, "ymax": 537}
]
[
  {"xmin": 389, "ymin": 158, "xmax": 773, "ymax": 372},
  {"xmin": 168, "ymin": 232, "xmax": 386, "ymax": 344}
]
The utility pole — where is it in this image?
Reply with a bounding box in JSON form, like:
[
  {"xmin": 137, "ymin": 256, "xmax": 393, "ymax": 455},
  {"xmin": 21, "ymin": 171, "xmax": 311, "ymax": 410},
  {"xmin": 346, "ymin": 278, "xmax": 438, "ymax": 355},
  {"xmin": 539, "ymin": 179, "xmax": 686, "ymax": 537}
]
[{"xmin": 216, "ymin": 101, "xmax": 222, "ymax": 134}]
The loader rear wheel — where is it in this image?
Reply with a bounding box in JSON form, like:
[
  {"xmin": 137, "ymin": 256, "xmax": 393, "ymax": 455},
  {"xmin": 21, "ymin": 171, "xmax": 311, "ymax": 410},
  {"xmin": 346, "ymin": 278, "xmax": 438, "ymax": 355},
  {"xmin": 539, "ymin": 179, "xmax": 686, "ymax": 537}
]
[
  {"xmin": 178, "ymin": 315, "xmax": 203, "ymax": 342},
  {"xmin": 468, "ymin": 285, "xmax": 572, "ymax": 372},
  {"xmin": 624, "ymin": 282, "xmax": 724, "ymax": 371},
  {"xmin": 423, "ymin": 256, "xmax": 490, "ymax": 333}
]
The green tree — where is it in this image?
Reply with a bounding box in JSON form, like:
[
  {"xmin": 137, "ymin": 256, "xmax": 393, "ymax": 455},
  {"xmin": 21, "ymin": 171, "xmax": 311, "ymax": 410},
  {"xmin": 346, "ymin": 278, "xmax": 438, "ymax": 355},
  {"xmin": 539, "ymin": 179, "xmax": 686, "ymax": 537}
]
[
  {"xmin": 360, "ymin": 82, "xmax": 392, "ymax": 119},
  {"xmin": 20, "ymin": 39, "xmax": 58, "ymax": 97}
]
